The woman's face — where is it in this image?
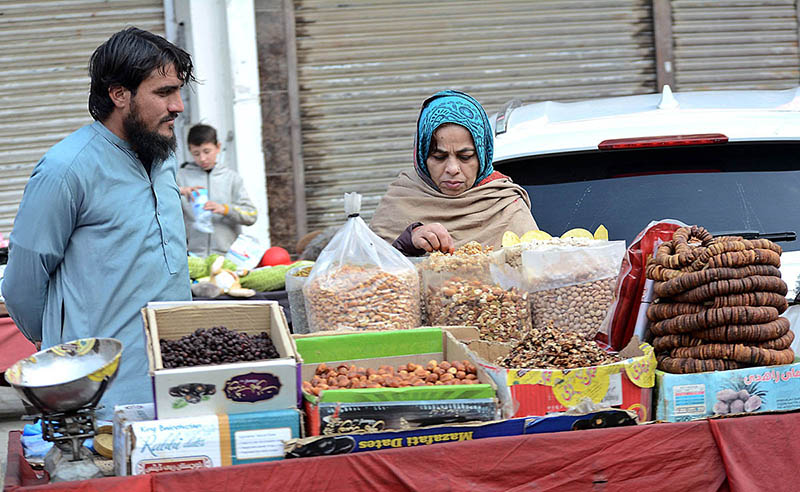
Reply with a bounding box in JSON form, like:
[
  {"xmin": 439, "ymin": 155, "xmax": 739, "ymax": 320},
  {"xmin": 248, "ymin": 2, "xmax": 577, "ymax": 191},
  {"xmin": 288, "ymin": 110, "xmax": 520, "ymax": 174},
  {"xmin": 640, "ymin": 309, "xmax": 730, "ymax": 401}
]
[{"xmin": 426, "ymin": 124, "xmax": 479, "ymax": 196}]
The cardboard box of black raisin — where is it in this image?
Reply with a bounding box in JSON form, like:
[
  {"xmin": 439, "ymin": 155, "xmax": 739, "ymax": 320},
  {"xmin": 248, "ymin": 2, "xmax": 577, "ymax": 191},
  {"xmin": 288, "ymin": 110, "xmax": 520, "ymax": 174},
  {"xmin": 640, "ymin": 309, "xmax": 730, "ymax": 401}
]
[{"xmin": 142, "ymin": 301, "xmax": 302, "ymax": 419}]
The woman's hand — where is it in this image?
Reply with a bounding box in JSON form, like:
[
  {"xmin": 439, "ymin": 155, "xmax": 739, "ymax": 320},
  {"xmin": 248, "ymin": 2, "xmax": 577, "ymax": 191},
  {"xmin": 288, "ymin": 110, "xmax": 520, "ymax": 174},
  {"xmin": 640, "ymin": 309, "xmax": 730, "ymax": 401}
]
[
  {"xmin": 203, "ymin": 201, "xmax": 227, "ymax": 215},
  {"xmin": 411, "ymin": 223, "xmax": 454, "ymax": 253},
  {"xmin": 179, "ymin": 186, "xmax": 205, "ymax": 199}
]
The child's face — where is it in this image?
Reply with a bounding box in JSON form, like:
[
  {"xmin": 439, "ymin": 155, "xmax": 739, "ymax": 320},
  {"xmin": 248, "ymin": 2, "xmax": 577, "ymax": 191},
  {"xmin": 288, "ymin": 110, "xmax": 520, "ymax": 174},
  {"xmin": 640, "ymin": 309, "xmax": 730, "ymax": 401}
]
[{"xmin": 189, "ymin": 142, "xmax": 221, "ymax": 170}]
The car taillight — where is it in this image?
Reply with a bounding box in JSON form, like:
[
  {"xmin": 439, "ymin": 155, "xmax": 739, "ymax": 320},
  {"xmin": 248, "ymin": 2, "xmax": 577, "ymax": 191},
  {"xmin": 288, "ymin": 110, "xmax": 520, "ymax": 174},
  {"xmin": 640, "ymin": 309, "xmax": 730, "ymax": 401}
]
[{"xmin": 598, "ymin": 133, "xmax": 728, "ymax": 150}]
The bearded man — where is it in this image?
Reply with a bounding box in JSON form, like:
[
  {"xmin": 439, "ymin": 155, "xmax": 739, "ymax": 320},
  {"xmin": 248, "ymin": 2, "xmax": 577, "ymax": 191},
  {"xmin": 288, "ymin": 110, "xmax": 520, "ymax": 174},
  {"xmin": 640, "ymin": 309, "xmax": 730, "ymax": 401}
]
[{"xmin": 2, "ymin": 27, "xmax": 195, "ymax": 418}]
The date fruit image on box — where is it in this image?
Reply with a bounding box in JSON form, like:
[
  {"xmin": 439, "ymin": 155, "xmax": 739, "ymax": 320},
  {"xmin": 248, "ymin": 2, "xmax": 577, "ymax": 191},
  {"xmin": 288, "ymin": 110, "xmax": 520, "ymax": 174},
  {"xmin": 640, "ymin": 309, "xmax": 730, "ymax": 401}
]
[
  {"xmin": 713, "ymin": 382, "xmax": 765, "ymax": 415},
  {"xmin": 169, "ymin": 383, "xmax": 216, "ymax": 408}
]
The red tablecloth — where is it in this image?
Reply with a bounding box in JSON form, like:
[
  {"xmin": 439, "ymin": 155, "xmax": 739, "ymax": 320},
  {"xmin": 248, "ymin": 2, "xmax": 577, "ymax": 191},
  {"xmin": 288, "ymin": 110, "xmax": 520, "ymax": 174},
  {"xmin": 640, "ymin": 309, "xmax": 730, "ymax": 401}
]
[
  {"xmin": 9, "ymin": 412, "xmax": 800, "ymax": 492},
  {"xmin": 0, "ymin": 316, "xmax": 35, "ymax": 374}
]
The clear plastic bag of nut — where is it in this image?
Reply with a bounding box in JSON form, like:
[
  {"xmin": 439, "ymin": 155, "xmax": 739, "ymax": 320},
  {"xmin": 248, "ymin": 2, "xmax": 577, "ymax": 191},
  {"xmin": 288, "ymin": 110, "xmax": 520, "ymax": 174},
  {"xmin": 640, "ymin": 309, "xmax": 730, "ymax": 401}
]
[
  {"xmin": 303, "ymin": 193, "xmax": 421, "ymax": 332},
  {"xmin": 516, "ymin": 240, "xmax": 626, "ymax": 340},
  {"xmin": 419, "ymin": 241, "xmax": 531, "ymax": 343}
]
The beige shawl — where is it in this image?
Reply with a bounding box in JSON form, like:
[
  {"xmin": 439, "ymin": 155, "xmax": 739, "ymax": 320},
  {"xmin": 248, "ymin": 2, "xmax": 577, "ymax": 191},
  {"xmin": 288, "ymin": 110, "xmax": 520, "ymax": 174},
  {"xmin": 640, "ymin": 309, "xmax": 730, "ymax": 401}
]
[{"xmin": 370, "ymin": 170, "xmax": 538, "ymax": 250}]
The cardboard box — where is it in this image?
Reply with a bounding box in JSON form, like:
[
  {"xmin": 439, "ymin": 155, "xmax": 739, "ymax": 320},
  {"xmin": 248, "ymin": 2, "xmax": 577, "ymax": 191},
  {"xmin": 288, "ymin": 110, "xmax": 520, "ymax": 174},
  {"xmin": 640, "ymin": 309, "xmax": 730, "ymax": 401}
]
[
  {"xmin": 315, "ymin": 399, "xmax": 497, "ymax": 434},
  {"xmin": 113, "ymin": 403, "xmax": 156, "ymax": 477},
  {"xmin": 294, "ymin": 328, "xmax": 499, "ymax": 435},
  {"xmin": 285, "ymin": 408, "xmax": 637, "ymax": 458},
  {"xmin": 465, "ymin": 331, "xmax": 656, "ymax": 421},
  {"xmin": 655, "ymin": 360, "xmax": 800, "ymax": 422},
  {"xmin": 142, "ymin": 301, "xmax": 302, "ymax": 419},
  {"xmin": 116, "ymin": 408, "xmax": 301, "ymax": 475}
]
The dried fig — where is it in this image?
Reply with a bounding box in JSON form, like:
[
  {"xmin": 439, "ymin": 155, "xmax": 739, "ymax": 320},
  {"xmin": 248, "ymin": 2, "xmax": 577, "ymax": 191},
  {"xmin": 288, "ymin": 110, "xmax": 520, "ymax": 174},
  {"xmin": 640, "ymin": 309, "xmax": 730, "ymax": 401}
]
[
  {"xmin": 729, "ymin": 399, "xmax": 745, "ymax": 414},
  {"xmin": 737, "ymin": 389, "xmax": 750, "ymax": 401},
  {"xmin": 713, "ymin": 401, "xmax": 730, "ymax": 415}
]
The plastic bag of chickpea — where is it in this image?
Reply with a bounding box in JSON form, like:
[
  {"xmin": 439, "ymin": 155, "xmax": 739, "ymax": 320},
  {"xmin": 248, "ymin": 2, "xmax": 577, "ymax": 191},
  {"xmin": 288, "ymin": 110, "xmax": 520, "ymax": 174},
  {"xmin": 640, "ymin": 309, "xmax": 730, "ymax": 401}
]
[
  {"xmin": 419, "ymin": 241, "xmax": 531, "ymax": 343},
  {"xmin": 520, "ymin": 240, "xmax": 626, "ymax": 340},
  {"xmin": 303, "ymin": 193, "xmax": 421, "ymax": 331}
]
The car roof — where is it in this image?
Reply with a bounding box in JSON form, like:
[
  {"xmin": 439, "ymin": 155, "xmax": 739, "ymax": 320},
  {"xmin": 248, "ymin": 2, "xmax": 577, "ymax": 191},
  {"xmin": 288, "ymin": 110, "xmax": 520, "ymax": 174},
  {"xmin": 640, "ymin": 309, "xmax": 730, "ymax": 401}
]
[{"xmin": 492, "ymin": 86, "xmax": 800, "ymax": 164}]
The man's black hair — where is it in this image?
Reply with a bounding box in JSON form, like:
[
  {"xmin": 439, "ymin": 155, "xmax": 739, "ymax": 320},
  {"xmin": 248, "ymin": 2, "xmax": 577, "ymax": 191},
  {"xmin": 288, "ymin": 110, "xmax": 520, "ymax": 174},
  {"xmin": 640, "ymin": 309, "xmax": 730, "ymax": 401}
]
[
  {"xmin": 187, "ymin": 124, "xmax": 218, "ymax": 146},
  {"xmin": 88, "ymin": 27, "xmax": 195, "ymax": 121}
]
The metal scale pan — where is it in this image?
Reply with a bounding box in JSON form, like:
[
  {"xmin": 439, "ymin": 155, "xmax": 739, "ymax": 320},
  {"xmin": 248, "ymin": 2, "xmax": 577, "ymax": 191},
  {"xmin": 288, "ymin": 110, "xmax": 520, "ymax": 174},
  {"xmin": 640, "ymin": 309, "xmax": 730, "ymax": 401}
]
[{"xmin": 4, "ymin": 338, "xmax": 123, "ymax": 414}]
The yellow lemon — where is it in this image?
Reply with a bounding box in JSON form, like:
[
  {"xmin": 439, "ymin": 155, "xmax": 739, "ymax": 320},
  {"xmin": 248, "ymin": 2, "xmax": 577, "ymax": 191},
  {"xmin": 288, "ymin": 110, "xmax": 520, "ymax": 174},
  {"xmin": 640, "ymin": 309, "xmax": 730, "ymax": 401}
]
[
  {"xmin": 594, "ymin": 224, "xmax": 609, "ymax": 240},
  {"xmin": 502, "ymin": 230, "xmax": 520, "ymax": 247},
  {"xmin": 560, "ymin": 228, "xmax": 594, "ymax": 239},
  {"xmin": 521, "ymin": 230, "xmax": 552, "ymax": 242}
]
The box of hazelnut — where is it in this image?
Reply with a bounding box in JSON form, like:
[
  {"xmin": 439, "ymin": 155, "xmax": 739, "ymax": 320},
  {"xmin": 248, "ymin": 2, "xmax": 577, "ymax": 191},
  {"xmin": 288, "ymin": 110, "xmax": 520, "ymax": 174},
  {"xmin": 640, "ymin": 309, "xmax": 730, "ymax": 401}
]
[
  {"xmin": 293, "ymin": 327, "xmax": 500, "ymax": 436},
  {"xmin": 464, "ymin": 327, "xmax": 656, "ymax": 421},
  {"xmin": 142, "ymin": 301, "xmax": 302, "ymax": 419}
]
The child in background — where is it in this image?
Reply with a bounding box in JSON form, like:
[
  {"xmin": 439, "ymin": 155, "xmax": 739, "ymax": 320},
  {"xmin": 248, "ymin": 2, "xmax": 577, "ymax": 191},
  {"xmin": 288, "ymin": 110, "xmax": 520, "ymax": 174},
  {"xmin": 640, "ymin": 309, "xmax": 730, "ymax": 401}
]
[{"xmin": 177, "ymin": 124, "xmax": 258, "ymax": 256}]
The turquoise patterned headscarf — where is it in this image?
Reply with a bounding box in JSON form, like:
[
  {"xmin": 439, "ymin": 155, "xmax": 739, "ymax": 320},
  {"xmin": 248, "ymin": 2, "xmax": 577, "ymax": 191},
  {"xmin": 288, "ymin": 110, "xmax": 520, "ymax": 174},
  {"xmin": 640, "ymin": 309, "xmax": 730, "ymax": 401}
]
[{"xmin": 414, "ymin": 90, "xmax": 494, "ymax": 192}]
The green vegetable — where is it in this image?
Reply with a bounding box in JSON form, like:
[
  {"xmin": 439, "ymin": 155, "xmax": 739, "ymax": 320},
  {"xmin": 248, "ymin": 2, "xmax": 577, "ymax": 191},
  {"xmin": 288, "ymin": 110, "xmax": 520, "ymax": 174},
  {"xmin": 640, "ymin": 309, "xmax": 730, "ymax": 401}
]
[
  {"xmin": 187, "ymin": 256, "xmax": 208, "ymax": 279},
  {"xmin": 240, "ymin": 265, "xmax": 292, "ymax": 291},
  {"xmin": 205, "ymin": 254, "xmax": 237, "ymax": 272},
  {"xmin": 240, "ymin": 260, "xmax": 314, "ymax": 292}
]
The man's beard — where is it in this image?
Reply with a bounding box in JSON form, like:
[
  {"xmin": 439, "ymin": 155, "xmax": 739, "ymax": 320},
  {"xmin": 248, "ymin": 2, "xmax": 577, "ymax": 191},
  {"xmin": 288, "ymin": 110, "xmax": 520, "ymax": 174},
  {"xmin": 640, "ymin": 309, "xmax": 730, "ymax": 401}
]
[{"xmin": 123, "ymin": 102, "xmax": 178, "ymax": 169}]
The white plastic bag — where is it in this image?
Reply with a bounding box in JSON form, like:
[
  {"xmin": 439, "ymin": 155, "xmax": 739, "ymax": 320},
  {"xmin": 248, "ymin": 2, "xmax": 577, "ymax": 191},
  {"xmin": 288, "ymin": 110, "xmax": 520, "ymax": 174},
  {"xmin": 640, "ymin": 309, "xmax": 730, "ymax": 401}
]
[
  {"xmin": 191, "ymin": 188, "xmax": 214, "ymax": 234},
  {"xmin": 225, "ymin": 233, "xmax": 268, "ymax": 270},
  {"xmin": 520, "ymin": 240, "xmax": 627, "ymax": 339},
  {"xmin": 303, "ymin": 193, "xmax": 421, "ymax": 332}
]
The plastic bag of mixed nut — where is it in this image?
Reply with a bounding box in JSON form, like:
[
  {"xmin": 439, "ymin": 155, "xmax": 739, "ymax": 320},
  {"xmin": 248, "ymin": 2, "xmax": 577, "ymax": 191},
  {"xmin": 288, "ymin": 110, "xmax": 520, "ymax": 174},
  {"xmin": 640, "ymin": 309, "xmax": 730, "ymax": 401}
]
[
  {"xmin": 303, "ymin": 193, "xmax": 421, "ymax": 332},
  {"xmin": 419, "ymin": 241, "xmax": 531, "ymax": 343},
  {"xmin": 517, "ymin": 240, "xmax": 626, "ymax": 340}
]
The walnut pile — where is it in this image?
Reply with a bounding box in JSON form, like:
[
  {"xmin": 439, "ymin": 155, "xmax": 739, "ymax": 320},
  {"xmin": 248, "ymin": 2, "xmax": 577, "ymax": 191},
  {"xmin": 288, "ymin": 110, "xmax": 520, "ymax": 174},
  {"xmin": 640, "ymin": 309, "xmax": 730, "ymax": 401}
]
[{"xmin": 496, "ymin": 322, "xmax": 620, "ymax": 370}]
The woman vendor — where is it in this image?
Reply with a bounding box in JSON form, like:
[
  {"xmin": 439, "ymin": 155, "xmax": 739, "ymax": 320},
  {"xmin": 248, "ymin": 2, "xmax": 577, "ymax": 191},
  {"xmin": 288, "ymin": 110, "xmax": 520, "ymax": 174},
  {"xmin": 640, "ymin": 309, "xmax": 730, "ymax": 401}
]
[{"xmin": 371, "ymin": 90, "xmax": 537, "ymax": 255}]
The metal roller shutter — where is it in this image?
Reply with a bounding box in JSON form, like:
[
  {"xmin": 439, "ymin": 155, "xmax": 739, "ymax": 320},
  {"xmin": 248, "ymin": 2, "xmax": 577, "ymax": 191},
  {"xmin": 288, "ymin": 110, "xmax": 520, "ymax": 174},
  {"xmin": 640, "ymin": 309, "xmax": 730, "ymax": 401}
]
[
  {"xmin": 0, "ymin": 0, "xmax": 165, "ymax": 237},
  {"xmin": 671, "ymin": 0, "xmax": 800, "ymax": 91},
  {"xmin": 293, "ymin": 0, "xmax": 657, "ymax": 231}
]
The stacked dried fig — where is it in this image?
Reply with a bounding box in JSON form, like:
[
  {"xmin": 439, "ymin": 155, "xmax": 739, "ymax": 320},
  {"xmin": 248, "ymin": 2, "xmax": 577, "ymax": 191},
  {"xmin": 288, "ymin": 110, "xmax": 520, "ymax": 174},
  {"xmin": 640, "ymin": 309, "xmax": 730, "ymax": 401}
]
[
  {"xmin": 301, "ymin": 360, "xmax": 481, "ymax": 396},
  {"xmin": 646, "ymin": 225, "xmax": 793, "ymax": 373}
]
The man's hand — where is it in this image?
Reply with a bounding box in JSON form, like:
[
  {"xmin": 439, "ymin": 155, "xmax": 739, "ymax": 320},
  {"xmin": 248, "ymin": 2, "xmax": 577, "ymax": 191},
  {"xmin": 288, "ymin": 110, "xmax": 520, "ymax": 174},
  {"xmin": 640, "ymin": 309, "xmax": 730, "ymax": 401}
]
[
  {"xmin": 411, "ymin": 223, "xmax": 454, "ymax": 254},
  {"xmin": 204, "ymin": 201, "xmax": 227, "ymax": 215},
  {"xmin": 179, "ymin": 186, "xmax": 205, "ymax": 199}
]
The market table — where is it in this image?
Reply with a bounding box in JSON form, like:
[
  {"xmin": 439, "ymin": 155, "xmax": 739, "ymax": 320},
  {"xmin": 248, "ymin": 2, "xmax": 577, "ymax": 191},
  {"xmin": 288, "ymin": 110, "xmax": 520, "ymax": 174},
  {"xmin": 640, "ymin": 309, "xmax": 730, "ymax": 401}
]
[{"xmin": 7, "ymin": 411, "xmax": 800, "ymax": 492}]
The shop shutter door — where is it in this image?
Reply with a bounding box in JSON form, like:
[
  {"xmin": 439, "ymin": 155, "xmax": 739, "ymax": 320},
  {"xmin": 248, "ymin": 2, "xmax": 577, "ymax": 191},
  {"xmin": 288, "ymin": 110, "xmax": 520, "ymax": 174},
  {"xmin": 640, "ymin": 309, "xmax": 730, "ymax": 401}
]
[
  {"xmin": 0, "ymin": 1, "xmax": 165, "ymax": 237},
  {"xmin": 293, "ymin": 0, "xmax": 657, "ymax": 231},
  {"xmin": 671, "ymin": 0, "xmax": 800, "ymax": 91}
]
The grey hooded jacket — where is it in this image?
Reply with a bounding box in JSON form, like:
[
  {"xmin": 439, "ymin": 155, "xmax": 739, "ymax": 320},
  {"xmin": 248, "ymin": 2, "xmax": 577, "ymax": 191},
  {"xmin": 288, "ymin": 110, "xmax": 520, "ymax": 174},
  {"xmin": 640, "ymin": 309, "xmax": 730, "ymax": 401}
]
[{"xmin": 176, "ymin": 161, "xmax": 257, "ymax": 256}]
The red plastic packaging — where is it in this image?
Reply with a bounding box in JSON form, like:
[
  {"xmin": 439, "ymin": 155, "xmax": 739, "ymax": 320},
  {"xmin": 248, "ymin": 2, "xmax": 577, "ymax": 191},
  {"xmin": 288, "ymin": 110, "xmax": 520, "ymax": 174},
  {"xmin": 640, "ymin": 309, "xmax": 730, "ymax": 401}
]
[{"xmin": 601, "ymin": 220, "xmax": 685, "ymax": 350}]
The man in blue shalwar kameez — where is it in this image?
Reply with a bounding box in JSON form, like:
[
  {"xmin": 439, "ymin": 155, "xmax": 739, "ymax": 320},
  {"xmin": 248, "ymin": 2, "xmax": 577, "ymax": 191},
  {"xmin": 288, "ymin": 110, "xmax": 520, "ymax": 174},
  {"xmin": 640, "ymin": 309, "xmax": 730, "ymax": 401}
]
[{"xmin": 2, "ymin": 27, "xmax": 195, "ymax": 419}]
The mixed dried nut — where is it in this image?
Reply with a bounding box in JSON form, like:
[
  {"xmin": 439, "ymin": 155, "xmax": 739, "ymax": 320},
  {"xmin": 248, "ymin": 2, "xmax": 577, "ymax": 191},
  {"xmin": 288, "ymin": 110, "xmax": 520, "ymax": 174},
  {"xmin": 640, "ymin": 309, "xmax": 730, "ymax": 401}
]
[
  {"xmin": 497, "ymin": 321, "xmax": 620, "ymax": 370},
  {"xmin": 304, "ymin": 264, "xmax": 420, "ymax": 331},
  {"xmin": 426, "ymin": 277, "xmax": 531, "ymax": 343},
  {"xmin": 420, "ymin": 242, "xmax": 530, "ymax": 342},
  {"xmin": 302, "ymin": 360, "xmax": 481, "ymax": 396}
]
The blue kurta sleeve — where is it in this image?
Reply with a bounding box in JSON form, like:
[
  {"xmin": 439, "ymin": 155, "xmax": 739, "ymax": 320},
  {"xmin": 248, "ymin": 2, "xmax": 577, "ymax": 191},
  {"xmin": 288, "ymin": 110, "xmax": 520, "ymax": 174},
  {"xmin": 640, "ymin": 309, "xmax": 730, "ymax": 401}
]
[{"xmin": 2, "ymin": 161, "xmax": 77, "ymax": 342}]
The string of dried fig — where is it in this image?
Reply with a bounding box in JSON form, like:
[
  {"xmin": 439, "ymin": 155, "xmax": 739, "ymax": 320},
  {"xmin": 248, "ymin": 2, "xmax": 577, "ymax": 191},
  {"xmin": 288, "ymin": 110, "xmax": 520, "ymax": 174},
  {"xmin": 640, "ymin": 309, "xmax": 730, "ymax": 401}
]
[{"xmin": 646, "ymin": 225, "xmax": 792, "ymax": 373}]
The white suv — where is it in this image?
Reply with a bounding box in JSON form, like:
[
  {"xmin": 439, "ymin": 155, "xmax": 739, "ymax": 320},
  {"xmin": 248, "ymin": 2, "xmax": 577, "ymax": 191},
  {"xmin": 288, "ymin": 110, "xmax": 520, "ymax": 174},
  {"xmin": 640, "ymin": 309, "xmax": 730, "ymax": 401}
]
[{"xmin": 490, "ymin": 86, "xmax": 800, "ymax": 297}]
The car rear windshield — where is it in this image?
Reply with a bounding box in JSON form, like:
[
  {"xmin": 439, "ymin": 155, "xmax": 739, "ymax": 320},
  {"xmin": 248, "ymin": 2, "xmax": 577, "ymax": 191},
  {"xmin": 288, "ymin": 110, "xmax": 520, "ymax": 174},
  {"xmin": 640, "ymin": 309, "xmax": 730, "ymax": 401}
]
[{"xmin": 495, "ymin": 142, "xmax": 800, "ymax": 251}]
